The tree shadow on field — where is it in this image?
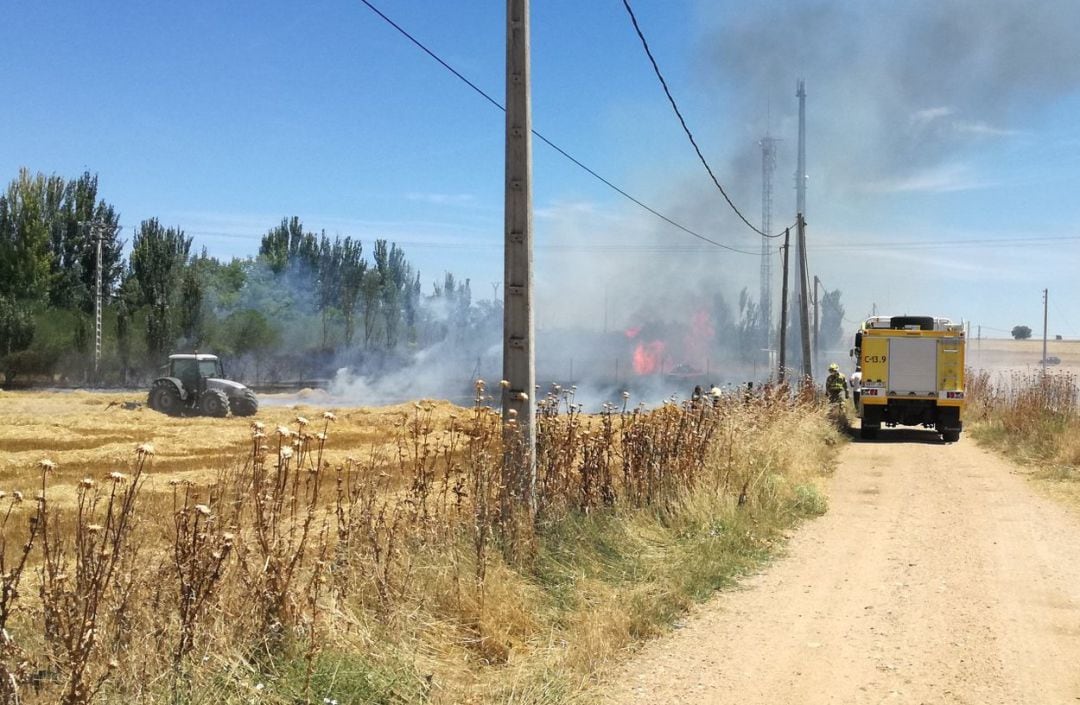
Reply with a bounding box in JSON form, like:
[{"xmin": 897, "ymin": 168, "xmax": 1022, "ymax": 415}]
[{"xmin": 855, "ymin": 428, "xmax": 947, "ymax": 445}]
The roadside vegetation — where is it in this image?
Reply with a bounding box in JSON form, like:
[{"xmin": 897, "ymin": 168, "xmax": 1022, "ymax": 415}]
[
  {"xmin": 0, "ymin": 389, "xmax": 840, "ymax": 705},
  {"xmin": 966, "ymin": 368, "xmax": 1080, "ymax": 482}
]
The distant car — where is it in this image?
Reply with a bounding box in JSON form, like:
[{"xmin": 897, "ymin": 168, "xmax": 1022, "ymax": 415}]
[
  {"xmin": 1041, "ymin": 356, "xmax": 1062, "ymax": 365},
  {"xmin": 665, "ymin": 363, "xmax": 704, "ymax": 378}
]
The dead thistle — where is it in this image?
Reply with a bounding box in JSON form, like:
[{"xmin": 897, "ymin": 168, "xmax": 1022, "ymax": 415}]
[{"xmin": 38, "ymin": 447, "xmax": 149, "ymax": 705}]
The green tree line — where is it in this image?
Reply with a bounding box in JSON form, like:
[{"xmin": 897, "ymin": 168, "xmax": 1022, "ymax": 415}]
[{"xmin": 0, "ymin": 169, "xmax": 490, "ymax": 386}]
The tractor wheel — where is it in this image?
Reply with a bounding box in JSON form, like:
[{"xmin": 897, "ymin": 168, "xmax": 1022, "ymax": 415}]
[
  {"xmin": 941, "ymin": 429, "xmax": 960, "ymax": 443},
  {"xmin": 231, "ymin": 389, "xmax": 259, "ymax": 417},
  {"xmin": 200, "ymin": 389, "xmax": 230, "ymax": 418},
  {"xmin": 860, "ymin": 424, "xmax": 880, "ymax": 440},
  {"xmin": 148, "ymin": 382, "xmax": 184, "ymax": 417}
]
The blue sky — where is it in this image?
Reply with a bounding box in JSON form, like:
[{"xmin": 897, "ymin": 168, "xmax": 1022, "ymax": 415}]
[{"xmin": 4, "ymin": 0, "xmax": 1080, "ymax": 341}]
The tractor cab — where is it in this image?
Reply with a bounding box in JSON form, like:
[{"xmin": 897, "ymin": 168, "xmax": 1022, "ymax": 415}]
[{"xmin": 169, "ymin": 354, "xmax": 224, "ymax": 382}]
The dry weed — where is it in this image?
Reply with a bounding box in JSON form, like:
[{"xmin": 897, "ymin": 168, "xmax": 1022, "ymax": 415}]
[{"xmin": 0, "ymin": 386, "xmax": 839, "ymax": 704}]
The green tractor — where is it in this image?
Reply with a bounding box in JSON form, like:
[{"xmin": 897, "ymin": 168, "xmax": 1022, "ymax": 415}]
[{"xmin": 147, "ymin": 353, "xmax": 258, "ymax": 417}]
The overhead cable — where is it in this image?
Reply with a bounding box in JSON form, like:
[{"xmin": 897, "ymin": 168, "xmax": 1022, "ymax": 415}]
[
  {"xmin": 356, "ymin": 0, "xmax": 765, "ymax": 256},
  {"xmin": 811, "ymin": 234, "xmax": 1080, "ymax": 251},
  {"xmin": 620, "ymin": 0, "xmax": 784, "ymax": 239},
  {"xmin": 185, "ymin": 228, "xmax": 779, "ymax": 256},
  {"xmin": 812, "ymin": 276, "xmax": 856, "ymax": 325}
]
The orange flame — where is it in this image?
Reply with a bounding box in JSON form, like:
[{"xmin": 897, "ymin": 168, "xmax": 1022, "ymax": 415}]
[
  {"xmin": 632, "ymin": 341, "xmax": 666, "ymax": 375},
  {"xmin": 682, "ymin": 309, "xmax": 715, "ymax": 369}
]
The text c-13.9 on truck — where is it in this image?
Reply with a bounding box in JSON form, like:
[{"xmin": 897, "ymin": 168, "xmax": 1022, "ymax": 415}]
[{"xmin": 849, "ymin": 315, "xmax": 965, "ymax": 442}]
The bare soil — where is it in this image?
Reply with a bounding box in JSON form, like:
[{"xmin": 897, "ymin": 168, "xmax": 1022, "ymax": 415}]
[{"xmin": 600, "ymin": 430, "xmax": 1080, "ymax": 704}]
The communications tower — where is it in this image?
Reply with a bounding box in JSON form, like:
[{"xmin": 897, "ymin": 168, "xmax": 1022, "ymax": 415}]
[{"xmin": 759, "ymin": 134, "xmax": 779, "ymax": 347}]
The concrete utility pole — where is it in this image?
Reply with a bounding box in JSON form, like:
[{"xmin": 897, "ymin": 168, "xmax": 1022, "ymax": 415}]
[
  {"xmin": 813, "ymin": 275, "xmax": 821, "ymax": 373},
  {"xmin": 502, "ymin": 0, "xmax": 536, "ymax": 510},
  {"xmin": 778, "ymin": 228, "xmax": 790, "ymax": 382},
  {"xmin": 1042, "ymin": 288, "xmax": 1049, "ymax": 375},
  {"xmin": 797, "ymin": 213, "xmax": 812, "ymax": 379}
]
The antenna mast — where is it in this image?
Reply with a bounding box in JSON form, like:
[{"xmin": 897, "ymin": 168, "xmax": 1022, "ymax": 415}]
[{"xmin": 760, "ymin": 133, "xmax": 779, "ymax": 349}]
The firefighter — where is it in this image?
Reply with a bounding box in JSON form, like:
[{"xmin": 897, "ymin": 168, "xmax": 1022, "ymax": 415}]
[{"xmin": 825, "ymin": 363, "xmax": 848, "ymax": 404}]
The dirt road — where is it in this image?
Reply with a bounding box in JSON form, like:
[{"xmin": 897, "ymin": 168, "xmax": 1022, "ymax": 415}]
[{"xmin": 602, "ymin": 431, "xmax": 1080, "ymax": 705}]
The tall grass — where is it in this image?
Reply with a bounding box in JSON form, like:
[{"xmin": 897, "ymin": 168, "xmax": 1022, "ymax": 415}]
[
  {"xmin": 0, "ymin": 389, "xmax": 841, "ymax": 705},
  {"xmin": 967, "ymin": 368, "xmax": 1080, "ymax": 469}
]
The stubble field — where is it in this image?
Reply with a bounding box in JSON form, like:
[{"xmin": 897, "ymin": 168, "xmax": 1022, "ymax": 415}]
[
  {"xmin": 967, "ymin": 337, "xmax": 1080, "ymax": 373},
  {"xmin": 0, "ymin": 388, "xmax": 457, "ymax": 505}
]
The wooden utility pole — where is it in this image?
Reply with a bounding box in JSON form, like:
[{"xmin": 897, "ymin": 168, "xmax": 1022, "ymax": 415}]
[
  {"xmin": 797, "ymin": 213, "xmax": 812, "ymax": 379},
  {"xmin": 502, "ymin": 0, "xmax": 536, "ymax": 510},
  {"xmin": 778, "ymin": 228, "xmax": 790, "ymax": 382}
]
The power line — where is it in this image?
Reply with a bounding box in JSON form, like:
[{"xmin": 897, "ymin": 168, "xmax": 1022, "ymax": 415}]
[
  {"xmin": 620, "ymin": 0, "xmax": 783, "ymax": 240},
  {"xmin": 812, "ymin": 276, "xmax": 856, "ymax": 325},
  {"xmin": 530, "ymin": 132, "xmax": 764, "ymax": 255},
  {"xmin": 812, "ymin": 234, "xmax": 1080, "ymax": 251},
  {"xmin": 184, "ymin": 228, "xmax": 780, "ymax": 256},
  {"xmin": 185, "ymin": 227, "xmax": 1080, "ymax": 259},
  {"xmin": 356, "ymin": 0, "xmax": 762, "ymax": 256},
  {"xmin": 1048, "ymin": 299, "xmax": 1079, "ymax": 338}
]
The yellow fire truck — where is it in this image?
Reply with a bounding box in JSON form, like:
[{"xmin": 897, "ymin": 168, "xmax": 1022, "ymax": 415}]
[{"xmin": 850, "ymin": 316, "xmax": 965, "ymax": 441}]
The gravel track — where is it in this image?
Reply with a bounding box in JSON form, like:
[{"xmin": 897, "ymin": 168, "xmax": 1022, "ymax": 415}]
[{"xmin": 602, "ymin": 430, "xmax": 1080, "ymax": 704}]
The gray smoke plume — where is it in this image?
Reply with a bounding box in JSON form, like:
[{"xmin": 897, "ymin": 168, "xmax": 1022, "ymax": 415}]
[
  {"xmin": 701, "ymin": 0, "xmax": 1080, "ymax": 195},
  {"xmin": 273, "ymin": 1, "xmax": 1080, "ymax": 408},
  {"xmin": 535, "ymin": 0, "xmax": 1080, "ymax": 392}
]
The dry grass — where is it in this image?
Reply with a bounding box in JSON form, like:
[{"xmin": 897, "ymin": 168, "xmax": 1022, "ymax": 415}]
[
  {"xmin": 0, "ymin": 388, "xmax": 841, "ymax": 704},
  {"xmin": 968, "ymin": 367, "xmax": 1080, "ymax": 507},
  {"xmin": 966, "ymin": 368, "xmax": 1079, "ymax": 462}
]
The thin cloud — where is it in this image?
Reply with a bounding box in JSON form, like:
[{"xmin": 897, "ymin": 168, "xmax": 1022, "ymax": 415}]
[
  {"xmin": 911, "ymin": 106, "xmax": 955, "ymax": 124},
  {"xmin": 167, "ymin": 210, "xmax": 496, "ymax": 238},
  {"xmin": 405, "ymin": 192, "xmax": 477, "ymax": 207},
  {"xmin": 861, "ymin": 163, "xmax": 989, "ymax": 194},
  {"xmin": 911, "ymin": 107, "xmax": 1020, "ymax": 139},
  {"xmin": 535, "ymin": 200, "xmax": 610, "ymax": 221},
  {"xmin": 953, "ymin": 120, "xmax": 1022, "ymax": 138},
  {"xmin": 852, "ymin": 247, "xmax": 1014, "ymax": 279}
]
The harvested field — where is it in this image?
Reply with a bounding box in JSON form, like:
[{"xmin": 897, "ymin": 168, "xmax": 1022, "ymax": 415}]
[
  {"xmin": 0, "ymin": 389, "xmax": 461, "ymax": 505},
  {"xmin": 968, "ymin": 337, "xmax": 1080, "ymax": 373}
]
